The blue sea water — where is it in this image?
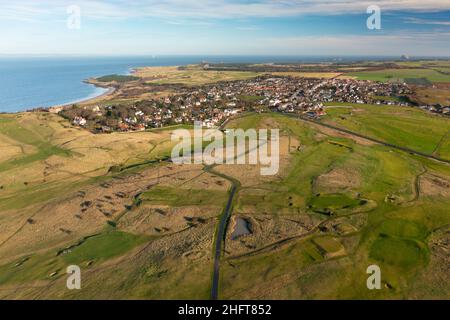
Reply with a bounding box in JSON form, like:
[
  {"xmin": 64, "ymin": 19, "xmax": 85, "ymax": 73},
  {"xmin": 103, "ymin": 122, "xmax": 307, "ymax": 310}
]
[{"xmin": 0, "ymin": 55, "xmax": 399, "ymax": 113}]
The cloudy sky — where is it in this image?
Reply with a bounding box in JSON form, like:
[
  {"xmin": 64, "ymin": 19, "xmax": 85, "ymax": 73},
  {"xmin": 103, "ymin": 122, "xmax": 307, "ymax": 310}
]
[{"xmin": 0, "ymin": 0, "xmax": 449, "ymax": 56}]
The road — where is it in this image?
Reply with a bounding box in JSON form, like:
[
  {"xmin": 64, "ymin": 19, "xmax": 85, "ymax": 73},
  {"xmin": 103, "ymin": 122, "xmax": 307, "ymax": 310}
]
[
  {"xmin": 204, "ymin": 164, "xmax": 240, "ymax": 300},
  {"xmin": 207, "ymin": 111, "xmax": 449, "ymax": 300}
]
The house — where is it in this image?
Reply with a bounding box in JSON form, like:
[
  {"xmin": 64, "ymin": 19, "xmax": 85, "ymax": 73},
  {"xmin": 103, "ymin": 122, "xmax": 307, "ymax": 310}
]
[{"xmin": 73, "ymin": 117, "xmax": 87, "ymax": 126}]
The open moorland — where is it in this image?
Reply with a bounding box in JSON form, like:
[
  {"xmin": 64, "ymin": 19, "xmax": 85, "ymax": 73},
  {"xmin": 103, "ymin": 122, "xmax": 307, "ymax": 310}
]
[{"xmin": 1, "ymin": 60, "xmax": 449, "ymax": 300}]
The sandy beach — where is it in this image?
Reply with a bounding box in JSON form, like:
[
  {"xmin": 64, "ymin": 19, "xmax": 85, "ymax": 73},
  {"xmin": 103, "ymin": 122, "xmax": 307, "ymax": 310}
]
[{"xmin": 48, "ymin": 82, "xmax": 116, "ymax": 112}]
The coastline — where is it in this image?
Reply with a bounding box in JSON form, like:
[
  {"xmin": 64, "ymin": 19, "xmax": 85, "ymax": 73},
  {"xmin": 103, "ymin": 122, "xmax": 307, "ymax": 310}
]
[
  {"xmin": 18, "ymin": 66, "xmax": 155, "ymax": 114},
  {"xmin": 54, "ymin": 85, "xmax": 115, "ymax": 107},
  {"xmin": 47, "ymin": 67, "xmax": 141, "ymax": 112},
  {"xmin": 47, "ymin": 81, "xmax": 117, "ymax": 113}
]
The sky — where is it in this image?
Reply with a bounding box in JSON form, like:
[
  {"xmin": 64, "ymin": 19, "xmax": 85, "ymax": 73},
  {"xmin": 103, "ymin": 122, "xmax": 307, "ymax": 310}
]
[{"xmin": 0, "ymin": 0, "xmax": 449, "ymax": 57}]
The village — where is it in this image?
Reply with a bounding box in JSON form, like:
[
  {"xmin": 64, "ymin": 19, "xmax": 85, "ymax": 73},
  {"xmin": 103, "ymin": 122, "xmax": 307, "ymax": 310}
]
[{"xmin": 62, "ymin": 75, "xmax": 422, "ymax": 133}]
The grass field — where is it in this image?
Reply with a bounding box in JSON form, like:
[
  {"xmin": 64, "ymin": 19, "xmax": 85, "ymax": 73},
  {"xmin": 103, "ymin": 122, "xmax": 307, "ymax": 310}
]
[
  {"xmin": 0, "ymin": 107, "xmax": 449, "ymax": 299},
  {"xmin": 349, "ymin": 68, "xmax": 450, "ymax": 84},
  {"xmin": 140, "ymin": 186, "xmax": 228, "ymax": 207},
  {"xmin": 0, "ymin": 230, "xmax": 146, "ymax": 285},
  {"xmin": 270, "ymin": 72, "xmax": 341, "ymax": 79},
  {"xmin": 0, "ymin": 112, "xmax": 230, "ymax": 299},
  {"xmin": 413, "ymin": 87, "xmax": 450, "ymax": 106},
  {"xmin": 218, "ymin": 113, "xmax": 450, "ymax": 299},
  {"xmin": 0, "ymin": 116, "xmax": 72, "ymax": 172},
  {"xmin": 322, "ymin": 103, "xmax": 450, "ymax": 159},
  {"xmin": 96, "ymin": 74, "xmax": 140, "ymax": 83},
  {"xmin": 134, "ymin": 65, "xmax": 260, "ymax": 86}
]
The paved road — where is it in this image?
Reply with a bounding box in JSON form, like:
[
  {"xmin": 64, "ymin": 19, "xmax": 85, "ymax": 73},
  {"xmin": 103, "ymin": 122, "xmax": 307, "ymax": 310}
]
[
  {"xmin": 205, "ymin": 162, "xmax": 241, "ymax": 300},
  {"xmin": 210, "ymin": 183, "xmax": 238, "ymax": 300},
  {"xmin": 207, "ymin": 111, "xmax": 449, "ymax": 300}
]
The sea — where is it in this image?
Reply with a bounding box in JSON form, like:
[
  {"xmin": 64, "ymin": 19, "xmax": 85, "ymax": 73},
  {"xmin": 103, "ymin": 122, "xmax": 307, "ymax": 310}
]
[{"xmin": 0, "ymin": 55, "xmax": 409, "ymax": 113}]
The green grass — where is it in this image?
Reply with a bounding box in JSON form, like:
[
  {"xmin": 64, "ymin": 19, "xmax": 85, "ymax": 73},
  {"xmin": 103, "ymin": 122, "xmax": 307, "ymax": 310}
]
[
  {"xmin": 62, "ymin": 231, "xmax": 147, "ymax": 264},
  {"xmin": 221, "ymin": 112, "xmax": 449, "ymax": 299},
  {"xmin": 309, "ymin": 193, "xmax": 362, "ymax": 211},
  {"xmin": 0, "ymin": 116, "xmax": 72, "ymax": 172},
  {"xmin": 349, "ymin": 68, "xmax": 450, "ymax": 83},
  {"xmin": 369, "ymin": 218, "xmax": 429, "ymax": 269},
  {"xmin": 372, "ymin": 95, "xmax": 408, "ymax": 103},
  {"xmin": 237, "ymin": 95, "xmax": 264, "ymax": 103},
  {"xmin": 0, "ymin": 231, "xmax": 147, "ymax": 286},
  {"xmin": 0, "ymin": 179, "xmax": 84, "ymax": 211},
  {"xmin": 96, "ymin": 74, "xmax": 139, "ymax": 83},
  {"xmin": 228, "ymin": 113, "xmax": 355, "ymax": 214},
  {"xmin": 146, "ymin": 124, "xmax": 193, "ymax": 132},
  {"xmin": 323, "ymin": 103, "xmax": 450, "ymax": 158},
  {"xmin": 1, "ymin": 110, "xmax": 449, "ymax": 299},
  {"xmin": 220, "ymin": 238, "xmax": 326, "ymax": 299},
  {"xmin": 378, "ymin": 219, "xmax": 428, "ymax": 240},
  {"xmin": 147, "ymin": 70, "xmax": 260, "ymax": 86},
  {"xmin": 140, "ymin": 186, "xmax": 228, "ymax": 207},
  {"xmin": 370, "ymin": 237, "xmax": 427, "ymax": 268},
  {"xmin": 313, "ymin": 236, "xmax": 344, "ymax": 254},
  {"xmin": 436, "ymin": 134, "xmax": 450, "ymax": 159}
]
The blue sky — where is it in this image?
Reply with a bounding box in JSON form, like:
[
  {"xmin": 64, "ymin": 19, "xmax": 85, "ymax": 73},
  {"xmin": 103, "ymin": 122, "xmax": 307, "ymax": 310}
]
[{"xmin": 0, "ymin": 0, "xmax": 449, "ymax": 56}]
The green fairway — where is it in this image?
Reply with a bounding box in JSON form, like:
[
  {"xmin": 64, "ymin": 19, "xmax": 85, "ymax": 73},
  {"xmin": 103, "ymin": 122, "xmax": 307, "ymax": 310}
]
[
  {"xmin": 140, "ymin": 186, "xmax": 228, "ymax": 207},
  {"xmin": 96, "ymin": 74, "xmax": 139, "ymax": 82},
  {"xmin": 0, "ymin": 116, "xmax": 72, "ymax": 172},
  {"xmin": 309, "ymin": 193, "xmax": 362, "ymax": 212},
  {"xmin": 0, "ymin": 231, "xmax": 146, "ymax": 286},
  {"xmin": 370, "ymin": 237, "xmax": 427, "ymax": 269},
  {"xmin": 378, "ymin": 219, "xmax": 428, "ymax": 240},
  {"xmin": 349, "ymin": 68, "xmax": 450, "ymax": 83},
  {"xmin": 62, "ymin": 231, "xmax": 147, "ymax": 264},
  {"xmin": 322, "ymin": 103, "xmax": 450, "ymax": 159}
]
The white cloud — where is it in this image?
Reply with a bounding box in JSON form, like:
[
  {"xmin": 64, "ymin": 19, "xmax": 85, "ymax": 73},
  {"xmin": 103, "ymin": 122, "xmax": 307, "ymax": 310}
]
[
  {"xmin": 254, "ymin": 31, "xmax": 450, "ymax": 56},
  {"xmin": 0, "ymin": 0, "xmax": 449, "ymax": 21},
  {"xmin": 236, "ymin": 26, "xmax": 261, "ymax": 31},
  {"xmin": 2, "ymin": 28, "xmax": 448, "ymax": 56},
  {"xmin": 404, "ymin": 17, "xmax": 450, "ymax": 26}
]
